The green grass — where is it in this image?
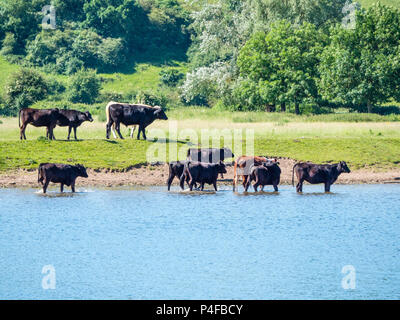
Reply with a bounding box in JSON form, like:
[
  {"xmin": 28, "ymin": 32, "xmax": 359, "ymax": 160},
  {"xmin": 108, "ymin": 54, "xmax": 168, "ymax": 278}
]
[
  {"xmin": 0, "ymin": 56, "xmax": 20, "ymax": 95},
  {"xmin": 359, "ymin": 0, "xmax": 400, "ymax": 8},
  {"xmin": 1, "ymin": 116, "xmax": 400, "ymax": 172}
]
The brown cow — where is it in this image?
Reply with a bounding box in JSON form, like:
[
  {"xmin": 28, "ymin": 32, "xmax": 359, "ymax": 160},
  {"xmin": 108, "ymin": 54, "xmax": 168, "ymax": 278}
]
[
  {"xmin": 292, "ymin": 161, "xmax": 351, "ymax": 193},
  {"xmin": 233, "ymin": 156, "xmax": 277, "ymax": 191},
  {"xmin": 19, "ymin": 108, "xmax": 60, "ymax": 140}
]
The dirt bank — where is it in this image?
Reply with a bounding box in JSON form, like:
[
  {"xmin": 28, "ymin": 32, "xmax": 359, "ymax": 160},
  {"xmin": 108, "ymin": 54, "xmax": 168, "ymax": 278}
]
[{"xmin": 1, "ymin": 159, "xmax": 399, "ymax": 189}]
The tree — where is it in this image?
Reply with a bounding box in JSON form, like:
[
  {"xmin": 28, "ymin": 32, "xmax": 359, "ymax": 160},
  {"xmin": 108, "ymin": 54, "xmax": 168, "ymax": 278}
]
[
  {"xmin": 67, "ymin": 69, "xmax": 100, "ymax": 104},
  {"xmin": 237, "ymin": 21, "xmax": 325, "ymax": 113},
  {"xmin": 319, "ymin": 4, "xmax": 400, "ymax": 113},
  {"xmin": 4, "ymin": 68, "xmax": 48, "ymax": 115}
]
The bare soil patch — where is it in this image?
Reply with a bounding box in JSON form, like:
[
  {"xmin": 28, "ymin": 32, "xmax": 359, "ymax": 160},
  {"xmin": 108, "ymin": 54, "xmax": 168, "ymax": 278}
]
[{"xmin": 1, "ymin": 158, "xmax": 399, "ymax": 189}]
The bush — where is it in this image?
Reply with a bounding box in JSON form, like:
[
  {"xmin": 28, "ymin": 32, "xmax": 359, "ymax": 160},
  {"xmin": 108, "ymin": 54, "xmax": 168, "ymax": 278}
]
[
  {"xmin": 0, "ymin": 33, "xmax": 18, "ymax": 55},
  {"xmin": 135, "ymin": 90, "xmax": 168, "ymax": 107},
  {"xmin": 159, "ymin": 68, "xmax": 184, "ymax": 87},
  {"xmin": 4, "ymin": 68, "xmax": 48, "ymax": 116},
  {"xmin": 67, "ymin": 69, "xmax": 100, "ymax": 104}
]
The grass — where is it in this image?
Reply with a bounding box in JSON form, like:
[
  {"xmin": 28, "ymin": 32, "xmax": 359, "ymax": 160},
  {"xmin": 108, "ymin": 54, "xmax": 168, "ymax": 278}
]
[
  {"xmin": 359, "ymin": 0, "xmax": 400, "ymax": 8},
  {"xmin": 1, "ymin": 116, "xmax": 400, "ymax": 172}
]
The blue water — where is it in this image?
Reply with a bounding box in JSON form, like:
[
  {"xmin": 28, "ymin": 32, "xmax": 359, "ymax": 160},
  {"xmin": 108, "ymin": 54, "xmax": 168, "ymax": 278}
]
[{"xmin": 0, "ymin": 184, "xmax": 399, "ymax": 299}]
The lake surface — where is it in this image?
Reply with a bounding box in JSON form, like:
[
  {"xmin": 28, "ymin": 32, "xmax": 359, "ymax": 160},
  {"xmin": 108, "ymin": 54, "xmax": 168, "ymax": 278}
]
[{"xmin": 0, "ymin": 184, "xmax": 399, "ymax": 299}]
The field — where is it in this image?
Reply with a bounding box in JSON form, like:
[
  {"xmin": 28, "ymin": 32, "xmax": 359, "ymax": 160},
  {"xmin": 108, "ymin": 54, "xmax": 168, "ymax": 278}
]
[{"xmin": 1, "ymin": 115, "xmax": 400, "ymax": 173}]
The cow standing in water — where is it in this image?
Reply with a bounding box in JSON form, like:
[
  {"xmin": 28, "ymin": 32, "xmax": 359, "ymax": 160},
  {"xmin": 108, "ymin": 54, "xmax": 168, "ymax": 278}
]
[
  {"xmin": 245, "ymin": 161, "xmax": 281, "ymax": 192},
  {"xmin": 38, "ymin": 163, "xmax": 89, "ymax": 193},
  {"xmin": 55, "ymin": 109, "xmax": 93, "ymax": 140},
  {"xmin": 180, "ymin": 161, "xmax": 227, "ymax": 191},
  {"xmin": 105, "ymin": 101, "xmax": 168, "ymax": 140},
  {"xmin": 292, "ymin": 161, "xmax": 351, "ymax": 193},
  {"xmin": 233, "ymin": 156, "xmax": 277, "ymax": 191},
  {"xmin": 19, "ymin": 108, "xmax": 60, "ymax": 140}
]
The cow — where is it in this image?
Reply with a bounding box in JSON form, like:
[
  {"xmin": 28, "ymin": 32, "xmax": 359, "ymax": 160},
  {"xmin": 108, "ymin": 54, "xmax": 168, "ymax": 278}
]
[
  {"xmin": 245, "ymin": 161, "xmax": 281, "ymax": 192},
  {"xmin": 292, "ymin": 161, "xmax": 351, "ymax": 193},
  {"xmin": 167, "ymin": 161, "xmax": 195, "ymax": 191},
  {"xmin": 38, "ymin": 163, "xmax": 89, "ymax": 193},
  {"xmin": 180, "ymin": 161, "xmax": 227, "ymax": 191},
  {"xmin": 19, "ymin": 108, "xmax": 60, "ymax": 140},
  {"xmin": 186, "ymin": 147, "xmax": 234, "ymax": 179},
  {"xmin": 55, "ymin": 109, "xmax": 93, "ymax": 140},
  {"xmin": 233, "ymin": 156, "xmax": 277, "ymax": 191},
  {"xmin": 105, "ymin": 101, "xmax": 168, "ymax": 140}
]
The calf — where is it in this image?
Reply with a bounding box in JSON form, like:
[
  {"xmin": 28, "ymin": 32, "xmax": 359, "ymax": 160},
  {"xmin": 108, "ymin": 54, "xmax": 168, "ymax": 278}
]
[
  {"xmin": 38, "ymin": 163, "xmax": 88, "ymax": 193},
  {"xmin": 233, "ymin": 156, "xmax": 277, "ymax": 191},
  {"xmin": 180, "ymin": 161, "xmax": 227, "ymax": 191},
  {"xmin": 19, "ymin": 108, "xmax": 60, "ymax": 140},
  {"xmin": 56, "ymin": 109, "xmax": 93, "ymax": 140},
  {"xmin": 245, "ymin": 161, "xmax": 281, "ymax": 192},
  {"xmin": 292, "ymin": 161, "xmax": 351, "ymax": 193},
  {"xmin": 167, "ymin": 161, "xmax": 195, "ymax": 191}
]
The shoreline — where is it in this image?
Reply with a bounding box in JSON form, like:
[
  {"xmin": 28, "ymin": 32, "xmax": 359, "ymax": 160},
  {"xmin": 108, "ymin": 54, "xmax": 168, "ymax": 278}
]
[{"xmin": 1, "ymin": 159, "xmax": 400, "ymax": 188}]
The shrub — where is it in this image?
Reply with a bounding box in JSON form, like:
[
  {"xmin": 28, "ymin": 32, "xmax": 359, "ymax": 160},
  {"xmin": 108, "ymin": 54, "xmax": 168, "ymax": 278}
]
[
  {"xmin": 159, "ymin": 68, "xmax": 184, "ymax": 87},
  {"xmin": 4, "ymin": 68, "xmax": 48, "ymax": 116},
  {"xmin": 0, "ymin": 33, "xmax": 18, "ymax": 55},
  {"xmin": 67, "ymin": 69, "xmax": 100, "ymax": 104}
]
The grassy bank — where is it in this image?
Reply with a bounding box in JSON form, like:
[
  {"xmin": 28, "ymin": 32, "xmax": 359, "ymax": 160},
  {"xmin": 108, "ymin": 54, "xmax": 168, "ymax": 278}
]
[{"xmin": 1, "ymin": 117, "xmax": 400, "ymax": 172}]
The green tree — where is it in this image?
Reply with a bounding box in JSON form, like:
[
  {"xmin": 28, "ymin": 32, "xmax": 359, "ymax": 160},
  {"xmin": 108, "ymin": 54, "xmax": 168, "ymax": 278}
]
[
  {"xmin": 4, "ymin": 68, "xmax": 48, "ymax": 115},
  {"xmin": 67, "ymin": 69, "xmax": 101, "ymax": 104},
  {"xmin": 237, "ymin": 21, "xmax": 325, "ymax": 113},
  {"xmin": 319, "ymin": 3, "xmax": 400, "ymax": 113}
]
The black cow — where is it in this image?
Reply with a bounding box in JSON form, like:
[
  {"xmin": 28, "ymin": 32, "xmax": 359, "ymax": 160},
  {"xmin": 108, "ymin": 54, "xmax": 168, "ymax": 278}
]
[
  {"xmin": 105, "ymin": 102, "xmax": 168, "ymax": 140},
  {"xmin": 180, "ymin": 161, "xmax": 227, "ymax": 191},
  {"xmin": 292, "ymin": 161, "xmax": 351, "ymax": 193},
  {"xmin": 56, "ymin": 109, "xmax": 93, "ymax": 140},
  {"xmin": 245, "ymin": 161, "xmax": 281, "ymax": 192},
  {"xmin": 38, "ymin": 163, "xmax": 88, "ymax": 193},
  {"xmin": 19, "ymin": 108, "xmax": 60, "ymax": 140},
  {"xmin": 187, "ymin": 148, "xmax": 234, "ymax": 178}
]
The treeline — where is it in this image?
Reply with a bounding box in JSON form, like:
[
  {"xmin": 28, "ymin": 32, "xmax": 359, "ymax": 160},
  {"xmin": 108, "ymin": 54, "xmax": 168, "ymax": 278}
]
[
  {"xmin": 0, "ymin": 0, "xmax": 190, "ymax": 73},
  {"xmin": 181, "ymin": 0, "xmax": 400, "ymax": 114}
]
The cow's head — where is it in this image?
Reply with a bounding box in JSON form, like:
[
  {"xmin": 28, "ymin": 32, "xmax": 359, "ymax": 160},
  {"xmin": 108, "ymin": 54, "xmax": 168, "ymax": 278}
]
[
  {"xmin": 76, "ymin": 164, "xmax": 89, "ymax": 178},
  {"xmin": 84, "ymin": 111, "xmax": 94, "ymax": 122},
  {"xmin": 153, "ymin": 107, "xmax": 168, "ymax": 120},
  {"xmin": 217, "ymin": 161, "xmax": 227, "ymax": 174},
  {"xmin": 222, "ymin": 147, "xmax": 234, "ymax": 159},
  {"xmin": 338, "ymin": 161, "xmax": 351, "ymax": 173}
]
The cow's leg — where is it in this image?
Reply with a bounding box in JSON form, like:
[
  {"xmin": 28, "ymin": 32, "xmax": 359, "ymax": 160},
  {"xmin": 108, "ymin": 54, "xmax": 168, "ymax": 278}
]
[
  {"xmin": 130, "ymin": 126, "xmax": 136, "ymax": 138},
  {"xmin": 71, "ymin": 181, "xmax": 76, "ymax": 193},
  {"xmin": 242, "ymin": 176, "xmax": 248, "ymax": 190},
  {"xmin": 296, "ymin": 179, "xmax": 304, "ymax": 193},
  {"xmin": 324, "ymin": 182, "xmax": 331, "ymax": 193},
  {"xmin": 20, "ymin": 122, "xmax": 27, "ymax": 140},
  {"xmin": 253, "ymin": 182, "xmax": 260, "ymax": 192},
  {"xmin": 115, "ymin": 122, "xmax": 124, "ymax": 139},
  {"xmin": 67, "ymin": 126, "xmax": 72, "ymax": 140},
  {"xmin": 200, "ymin": 182, "xmax": 205, "ymax": 191},
  {"xmin": 273, "ymin": 183, "xmax": 279, "ymax": 192},
  {"xmin": 106, "ymin": 119, "xmax": 114, "ymax": 139},
  {"xmin": 43, "ymin": 179, "xmax": 49, "ymax": 194},
  {"xmin": 212, "ymin": 181, "xmax": 218, "ymax": 191},
  {"xmin": 60, "ymin": 183, "xmax": 64, "ymax": 193},
  {"xmin": 189, "ymin": 181, "xmax": 194, "ymax": 191},
  {"xmin": 73, "ymin": 127, "xmax": 77, "ymax": 140},
  {"xmin": 261, "ymin": 185, "xmax": 265, "ymax": 192},
  {"xmin": 49, "ymin": 126, "xmax": 56, "ymax": 140},
  {"xmin": 167, "ymin": 173, "xmax": 175, "ymax": 191}
]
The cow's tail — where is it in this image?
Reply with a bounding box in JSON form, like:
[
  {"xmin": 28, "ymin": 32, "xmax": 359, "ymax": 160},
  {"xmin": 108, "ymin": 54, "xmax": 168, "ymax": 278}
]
[
  {"xmin": 38, "ymin": 164, "xmax": 43, "ymax": 184},
  {"xmin": 186, "ymin": 148, "xmax": 191, "ymax": 159},
  {"xmin": 105, "ymin": 102, "xmax": 112, "ymax": 124},
  {"xmin": 233, "ymin": 160, "xmax": 238, "ymax": 191},
  {"xmin": 292, "ymin": 163, "xmax": 298, "ymax": 187},
  {"xmin": 18, "ymin": 109, "xmax": 21, "ymax": 128}
]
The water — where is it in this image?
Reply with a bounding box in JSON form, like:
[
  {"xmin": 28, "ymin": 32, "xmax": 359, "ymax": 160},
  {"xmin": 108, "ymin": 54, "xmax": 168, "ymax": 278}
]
[{"xmin": 0, "ymin": 184, "xmax": 399, "ymax": 300}]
